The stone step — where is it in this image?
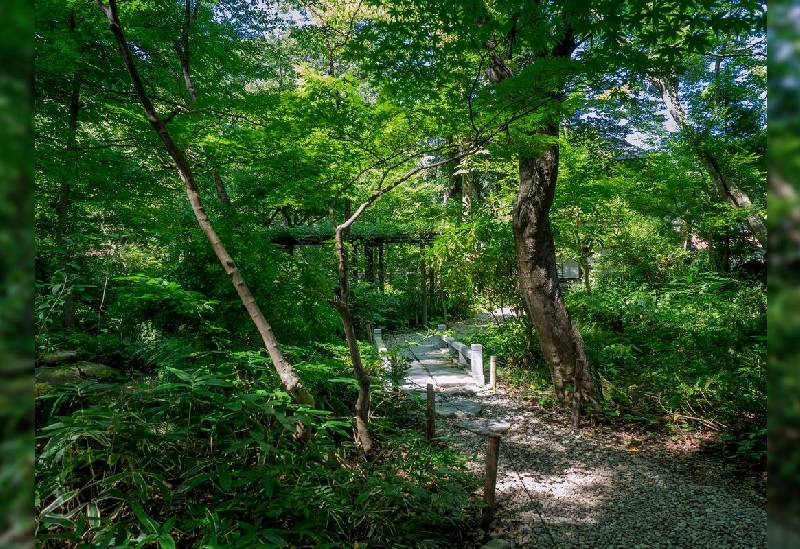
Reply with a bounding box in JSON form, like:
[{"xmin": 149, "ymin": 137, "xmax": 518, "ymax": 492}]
[
  {"xmin": 435, "ymin": 400, "xmax": 482, "ymax": 419},
  {"xmin": 455, "ymin": 418, "xmax": 512, "ymax": 435}
]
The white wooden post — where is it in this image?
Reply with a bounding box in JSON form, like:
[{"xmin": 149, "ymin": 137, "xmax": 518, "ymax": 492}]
[{"xmin": 490, "ymin": 355, "xmax": 497, "ymax": 390}]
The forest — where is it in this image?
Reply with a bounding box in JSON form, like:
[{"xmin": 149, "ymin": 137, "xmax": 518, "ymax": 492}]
[{"xmin": 34, "ymin": 0, "xmax": 768, "ymax": 547}]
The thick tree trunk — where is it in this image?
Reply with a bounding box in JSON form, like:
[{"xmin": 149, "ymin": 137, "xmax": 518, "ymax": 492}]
[
  {"xmin": 94, "ymin": 0, "xmax": 314, "ymax": 409},
  {"xmin": 514, "ymin": 128, "xmax": 595, "ymax": 403},
  {"xmin": 651, "ymin": 76, "xmax": 767, "ymax": 248},
  {"xmin": 485, "ymin": 29, "xmax": 595, "ymax": 404},
  {"xmin": 333, "ymin": 226, "xmax": 373, "ymax": 455}
]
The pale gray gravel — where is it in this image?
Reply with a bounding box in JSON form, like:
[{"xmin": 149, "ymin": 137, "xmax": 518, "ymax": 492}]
[
  {"xmin": 385, "ymin": 331, "xmax": 766, "ymax": 549},
  {"xmin": 440, "ymin": 389, "xmax": 766, "ymax": 549}
]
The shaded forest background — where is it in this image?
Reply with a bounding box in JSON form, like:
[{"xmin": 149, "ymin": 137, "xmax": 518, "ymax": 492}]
[{"xmin": 0, "ymin": 0, "xmax": 781, "ymax": 547}]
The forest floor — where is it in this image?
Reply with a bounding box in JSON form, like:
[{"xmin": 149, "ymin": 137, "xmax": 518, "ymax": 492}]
[{"xmin": 385, "ymin": 326, "xmax": 766, "ymax": 549}]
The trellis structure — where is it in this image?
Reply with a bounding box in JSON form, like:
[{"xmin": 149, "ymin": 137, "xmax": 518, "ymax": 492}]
[{"xmin": 264, "ymin": 225, "xmax": 442, "ymax": 327}]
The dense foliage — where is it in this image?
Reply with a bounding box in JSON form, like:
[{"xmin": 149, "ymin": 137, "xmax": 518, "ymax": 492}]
[
  {"xmin": 767, "ymin": 0, "xmax": 800, "ymax": 537},
  {"xmin": 35, "ymin": 352, "xmax": 478, "ymax": 548},
  {"xmin": 35, "ymin": 0, "xmax": 767, "ymax": 546}
]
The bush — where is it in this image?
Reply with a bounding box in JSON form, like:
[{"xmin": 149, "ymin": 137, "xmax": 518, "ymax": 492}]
[
  {"xmin": 566, "ymin": 273, "xmax": 766, "ymax": 461},
  {"xmin": 35, "ymin": 354, "xmax": 479, "ymax": 548}
]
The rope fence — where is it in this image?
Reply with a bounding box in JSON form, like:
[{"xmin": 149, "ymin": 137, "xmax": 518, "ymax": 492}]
[{"xmin": 400, "ymin": 343, "xmax": 561, "ymax": 549}]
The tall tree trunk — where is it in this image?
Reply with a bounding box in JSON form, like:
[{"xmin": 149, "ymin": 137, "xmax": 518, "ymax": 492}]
[
  {"xmin": 428, "ymin": 259, "xmax": 436, "ymax": 315},
  {"xmin": 333, "ymin": 226, "xmax": 373, "ymax": 455},
  {"xmin": 485, "ymin": 29, "xmax": 595, "ymax": 404},
  {"xmin": 94, "ymin": 0, "xmax": 314, "ymax": 409},
  {"xmin": 378, "ymin": 243, "xmax": 385, "ymax": 293},
  {"xmin": 352, "ymin": 241, "xmax": 359, "ymax": 282},
  {"xmin": 514, "ymin": 128, "xmax": 595, "ymax": 403},
  {"xmin": 173, "ymin": 1, "xmax": 235, "ymax": 213},
  {"xmin": 443, "ymin": 136, "xmax": 459, "ymax": 206},
  {"xmin": 462, "ymin": 167, "xmax": 477, "ymax": 218},
  {"xmin": 174, "ymin": 0, "xmax": 199, "ymax": 103},
  {"xmin": 365, "ymin": 244, "xmax": 375, "ymax": 284},
  {"xmin": 211, "ymin": 170, "xmax": 232, "ymax": 206},
  {"xmin": 575, "ymin": 209, "xmax": 591, "ymax": 295},
  {"xmin": 442, "ymin": 281, "xmax": 448, "ymax": 324},
  {"xmin": 651, "ymin": 76, "xmax": 767, "ymax": 248},
  {"xmin": 56, "ymin": 12, "xmax": 82, "ymax": 330}
]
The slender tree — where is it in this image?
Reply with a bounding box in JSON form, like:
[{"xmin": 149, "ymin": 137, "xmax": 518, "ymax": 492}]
[
  {"xmin": 92, "ymin": 0, "xmax": 314, "ymax": 408},
  {"xmin": 649, "ymin": 59, "xmax": 766, "ymax": 247}
]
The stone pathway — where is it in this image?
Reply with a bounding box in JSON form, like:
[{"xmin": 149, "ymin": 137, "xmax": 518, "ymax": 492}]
[
  {"xmin": 387, "ymin": 332, "xmax": 767, "ymax": 549},
  {"xmin": 399, "ymin": 335, "xmax": 509, "ymax": 427}
]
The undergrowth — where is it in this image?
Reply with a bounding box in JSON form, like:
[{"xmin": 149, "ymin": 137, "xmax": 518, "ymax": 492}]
[
  {"xmin": 457, "ymin": 273, "xmax": 766, "ymax": 472},
  {"xmin": 35, "ymin": 349, "xmax": 479, "ymax": 549}
]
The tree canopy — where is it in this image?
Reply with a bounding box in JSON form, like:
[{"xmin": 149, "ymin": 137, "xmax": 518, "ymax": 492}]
[{"xmin": 34, "ymin": 1, "xmax": 767, "ymax": 546}]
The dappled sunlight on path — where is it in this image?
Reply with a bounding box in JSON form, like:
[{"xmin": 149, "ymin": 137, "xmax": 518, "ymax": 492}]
[{"xmin": 386, "ymin": 331, "xmax": 766, "ymax": 549}]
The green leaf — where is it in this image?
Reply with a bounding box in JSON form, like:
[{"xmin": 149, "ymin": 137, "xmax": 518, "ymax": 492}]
[
  {"xmin": 164, "ymin": 367, "xmax": 194, "ymax": 383},
  {"xmin": 87, "ymin": 501, "xmax": 101, "ymax": 528},
  {"xmin": 40, "ymin": 513, "xmax": 76, "ymax": 529},
  {"xmin": 218, "ymin": 465, "xmax": 231, "ymax": 492},
  {"xmin": 260, "ymin": 530, "xmax": 288, "ymax": 547},
  {"xmin": 128, "ymin": 499, "xmax": 159, "ymax": 534},
  {"xmin": 157, "ymin": 535, "xmax": 176, "ymax": 549},
  {"xmin": 39, "ymin": 488, "xmax": 80, "ymax": 516},
  {"xmin": 174, "ymin": 472, "xmax": 213, "ymax": 494},
  {"xmin": 222, "ymin": 438, "xmax": 254, "ymax": 454}
]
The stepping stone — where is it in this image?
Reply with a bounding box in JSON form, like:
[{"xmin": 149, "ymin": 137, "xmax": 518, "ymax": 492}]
[
  {"xmin": 440, "ymin": 386, "xmax": 478, "ymax": 397},
  {"xmin": 455, "ymin": 418, "xmax": 512, "ymax": 435},
  {"xmin": 436, "ymin": 400, "xmax": 482, "ymax": 418}
]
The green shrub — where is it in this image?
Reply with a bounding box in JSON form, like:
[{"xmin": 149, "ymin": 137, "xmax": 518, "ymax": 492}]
[
  {"xmin": 35, "ymin": 355, "xmax": 479, "ymax": 548},
  {"xmin": 566, "ymin": 273, "xmax": 766, "ymax": 461}
]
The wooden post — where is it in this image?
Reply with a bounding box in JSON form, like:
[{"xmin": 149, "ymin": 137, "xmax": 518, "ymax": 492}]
[
  {"xmin": 490, "ymin": 356, "xmax": 497, "ymax": 390},
  {"xmin": 572, "ymin": 359, "xmax": 583, "ymax": 430},
  {"xmin": 481, "ymin": 434, "xmax": 501, "ymax": 527},
  {"xmin": 426, "ymin": 383, "xmax": 435, "ymax": 441}
]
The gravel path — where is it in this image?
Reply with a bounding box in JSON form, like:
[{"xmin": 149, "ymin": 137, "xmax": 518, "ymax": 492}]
[{"xmin": 385, "ymin": 331, "xmax": 767, "ymax": 549}]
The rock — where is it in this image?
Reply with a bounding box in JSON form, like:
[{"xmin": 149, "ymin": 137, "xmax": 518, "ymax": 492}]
[
  {"xmin": 455, "ymin": 418, "xmax": 512, "ymax": 435},
  {"xmin": 35, "ymin": 361, "xmax": 120, "ymax": 385},
  {"xmin": 481, "ymin": 539, "xmax": 512, "ymax": 549},
  {"xmin": 36, "ymin": 350, "xmax": 79, "ymax": 367},
  {"xmin": 436, "ymin": 400, "xmax": 482, "ymax": 418}
]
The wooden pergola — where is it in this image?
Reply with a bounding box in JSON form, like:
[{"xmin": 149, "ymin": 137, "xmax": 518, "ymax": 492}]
[{"xmin": 264, "ymin": 225, "xmax": 442, "ymax": 326}]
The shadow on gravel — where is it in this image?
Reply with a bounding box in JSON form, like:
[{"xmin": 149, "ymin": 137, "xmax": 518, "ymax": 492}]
[{"xmin": 447, "ymin": 421, "xmax": 766, "ymax": 549}]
